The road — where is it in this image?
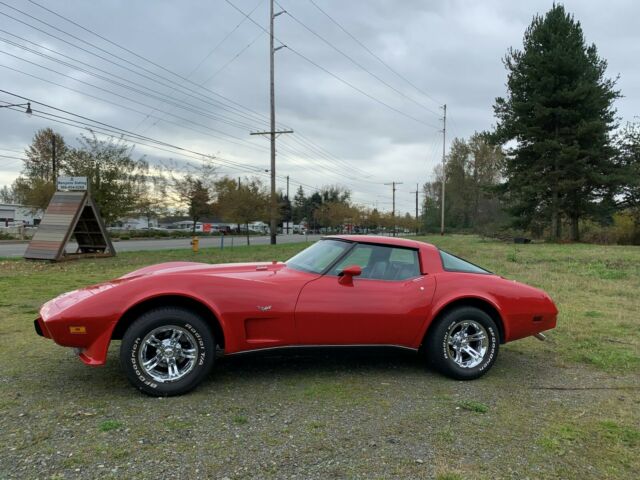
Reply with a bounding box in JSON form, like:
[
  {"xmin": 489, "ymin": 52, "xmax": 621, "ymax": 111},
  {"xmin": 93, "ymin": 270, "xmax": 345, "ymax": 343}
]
[{"xmin": 0, "ymin": 234, "xmax": 323, "ymax": 258}]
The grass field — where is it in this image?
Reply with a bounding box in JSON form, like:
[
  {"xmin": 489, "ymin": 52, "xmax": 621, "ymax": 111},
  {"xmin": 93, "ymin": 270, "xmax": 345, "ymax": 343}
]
[{"xmin": 0, "ymin": 235, "xmax": 638, "ymax": 479}]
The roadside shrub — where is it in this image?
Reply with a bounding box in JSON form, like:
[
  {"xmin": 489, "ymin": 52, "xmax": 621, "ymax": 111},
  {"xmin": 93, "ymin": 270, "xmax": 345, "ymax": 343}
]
[{"xmin": 580, "ymin": 212, "xmax": 640, "ymax": 245}]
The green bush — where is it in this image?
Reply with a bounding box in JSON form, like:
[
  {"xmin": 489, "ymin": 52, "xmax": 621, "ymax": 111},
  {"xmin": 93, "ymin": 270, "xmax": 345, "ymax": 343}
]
[{"xmin": 580, "ymin": 212, "xmax": 640, "ymax": 245}]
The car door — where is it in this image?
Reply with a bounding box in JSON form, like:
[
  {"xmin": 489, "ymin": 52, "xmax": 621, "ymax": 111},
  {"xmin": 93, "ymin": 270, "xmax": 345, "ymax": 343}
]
[{"xmin": 294, "ymin": 243, "xmax": 435, "ymax": 346}]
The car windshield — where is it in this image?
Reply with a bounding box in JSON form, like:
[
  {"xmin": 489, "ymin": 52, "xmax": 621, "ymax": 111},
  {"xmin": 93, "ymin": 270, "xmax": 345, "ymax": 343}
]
[
  {"xmin": 439, "ymin": 250, "xmax": 491, "ymax": 274},
  {"xmin": 286, "ymin": 239, "xmax": 352, "ymax": 274}
]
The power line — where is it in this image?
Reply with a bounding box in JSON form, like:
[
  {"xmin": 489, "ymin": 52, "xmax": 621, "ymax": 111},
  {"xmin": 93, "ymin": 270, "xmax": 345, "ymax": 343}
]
[
  {"xmin": 0, "ymin": 20, "xmax": 269, "ymax": 129},
  {"xmin": 24, "ymin": 0, "xmax": 267, "ymax": 120},
  {"xmin": 1, "ymin": 11, "xmax": 377, "ymax": 184},
  {"xmin": 0, "ymin": 61, "xmax": 383, "ymax": 192},
  {"xmin": 0, "ymin": 55, "xmax": 271, "ymax": 154},
  {"xmin": 0, "ymin": 5, "xmax": 273, "ymax": 128},
  {"xmin": 201, "ymin": 31, "xmax": 265, "ymax": 85},
  {"xmin": 134, "ymin": 0, "xmax": 266, "ymax": 133},
  {"xmin": 183, "ymin": 0, "xmax": 265, "ymax": 78},
  {"xmin": 4, "ymin": 2, "xmax": 388, "ymax": 185},
  {"xmin": 0, "ymin": 92, "xmax": 333, "ymax": 198},
  {"xmin": 223, "ymin": 0, "xmax": 440, "ymax": 129},
  {"xmin": 307, "ymin": 0, "xmax": 443, "ymax": 107},
  {"xmin": 0, "ymin": 36, "xmax": 258, "ymax": 132},
  {"xmin": 288, "ymin": 132, "xmax": 374, "ymax": 178},
  {"xmin": 0, "ymin": 92, "xmax": 266, "ymax": 174},
  {"xmin": 3, "ymin": 3, "xmax": 401, "ymax": 193},
  {"xmin": 277, "ymin": 0, "xmax": 441, "ymax": 117}
]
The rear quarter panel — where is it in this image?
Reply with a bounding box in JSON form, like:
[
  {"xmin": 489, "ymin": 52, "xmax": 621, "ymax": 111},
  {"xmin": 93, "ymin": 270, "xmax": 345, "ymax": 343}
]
[{"xmin": 421, "ymin": 272, "xmax": 557, "ymax": 344}]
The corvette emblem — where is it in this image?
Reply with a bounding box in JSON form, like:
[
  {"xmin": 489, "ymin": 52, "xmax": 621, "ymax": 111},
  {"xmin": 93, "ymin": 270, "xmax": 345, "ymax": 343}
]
[{"xmin": 257, "ymin": 305, "xmax": 272, "ymax": 312}]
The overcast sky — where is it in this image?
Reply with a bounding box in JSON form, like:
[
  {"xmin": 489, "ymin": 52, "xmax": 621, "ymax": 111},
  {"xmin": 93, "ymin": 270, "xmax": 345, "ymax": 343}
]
[{"xmin": 1, "ymin": 0, "xmax": 638, "ymax": 214}]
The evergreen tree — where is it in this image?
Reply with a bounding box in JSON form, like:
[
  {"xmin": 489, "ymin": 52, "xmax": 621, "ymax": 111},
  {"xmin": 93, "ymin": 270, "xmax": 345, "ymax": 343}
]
[
  {"xmin": 292, "ymin": 186, "xmax": 306, "ymax": 223},
  {"xmin": 493, "ymin": 4, "xmax": 620, "ymax": 240}
]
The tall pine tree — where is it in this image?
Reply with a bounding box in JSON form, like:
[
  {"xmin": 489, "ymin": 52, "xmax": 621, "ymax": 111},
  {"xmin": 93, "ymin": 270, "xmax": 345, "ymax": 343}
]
[{"xmin": 493, "ymin": 4, "xmax": 620, "ymax": 240}]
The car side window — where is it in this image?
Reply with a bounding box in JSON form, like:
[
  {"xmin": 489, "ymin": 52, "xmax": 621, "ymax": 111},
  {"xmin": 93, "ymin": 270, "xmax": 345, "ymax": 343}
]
[
  {"xmin": 330, "ymin": 245, "xmax": 374, "ymax": 274},
  {"xmin": 439, "ymin": 250, "xmax": 491, "ymax": 274},
  {"xmin": 330, "ymin": 244, "xmax": 421, "ymax": 281}
]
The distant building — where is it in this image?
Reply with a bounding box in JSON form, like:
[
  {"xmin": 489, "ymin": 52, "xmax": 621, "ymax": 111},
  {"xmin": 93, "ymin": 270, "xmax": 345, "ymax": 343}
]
[
  {"xmin": 114, "ymin": 217, "xmax": 159, "ymax": 229},
  {"xmin": 0, "ymin": 203, "xmax": 43, "ymax": 227}
]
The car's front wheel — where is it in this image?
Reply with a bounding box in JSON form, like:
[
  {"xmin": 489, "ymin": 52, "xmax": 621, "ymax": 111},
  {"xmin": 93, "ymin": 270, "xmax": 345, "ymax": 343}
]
[
  {"xmin": 425, "ymin": 307, "xmax": 499, "ymax": 380},
  {"xmin": 120, "ymin": 307, "xmax": 215, "ymax": 396}
]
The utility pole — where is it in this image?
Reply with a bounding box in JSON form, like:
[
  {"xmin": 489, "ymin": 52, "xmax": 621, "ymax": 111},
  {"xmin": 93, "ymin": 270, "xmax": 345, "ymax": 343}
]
[
  {"xmin": 250, "ymin": 0, "xmax": 292, "ymax": 245},
  {"xmin": 384, "ymin": 181, "xmax": 403, "ymax": 237},
  {"xmin": 410, "ymin": 183, "xmax": 419, "ymax": 236},
  {"xmin": 285, "ymin": 175, "xmax": 290, "ymax": 234},
  {"xmin": 440, "ymin": 103, "xmax": 447, "ymax": 236},
  {"xmin": 51, "ymin": 135, "xmax": 56, "ymax": 185}
]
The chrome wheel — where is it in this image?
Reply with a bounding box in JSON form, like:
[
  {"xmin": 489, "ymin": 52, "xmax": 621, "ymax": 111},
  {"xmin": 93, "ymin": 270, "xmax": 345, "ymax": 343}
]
[
  {"xmin": 446, "ymin": 320, "xmax": 489, "ymax": 369},
  {"xmin": 138, "ymin": 325, "xmax": 199, "ymax": 383}
]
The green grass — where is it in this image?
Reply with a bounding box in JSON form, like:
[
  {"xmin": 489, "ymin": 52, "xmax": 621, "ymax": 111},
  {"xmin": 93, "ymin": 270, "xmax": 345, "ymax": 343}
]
[
  {"xmin": 456, "ymin": 400, "xmax": 489, "ymax": 413},
  {"xmin": 98, "ymin": 420, "xmax": 123, "ymax": 432},
  {"xmin": 436, "ymin": 474, "xmax": 463, "ymax": 480},
  {"xmin": 232, "ymin": 414, "xmax": 248, "ymax": 425},
  {"xmin": 0, "ymin": 235, "xmax": 638, "ymax": 479}
]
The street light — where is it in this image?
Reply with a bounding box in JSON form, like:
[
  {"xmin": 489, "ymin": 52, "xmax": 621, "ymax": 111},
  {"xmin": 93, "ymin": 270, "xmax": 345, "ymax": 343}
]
[{"xmin": 0, "ymin": 102, "xmax": 32, "ymax": 115}]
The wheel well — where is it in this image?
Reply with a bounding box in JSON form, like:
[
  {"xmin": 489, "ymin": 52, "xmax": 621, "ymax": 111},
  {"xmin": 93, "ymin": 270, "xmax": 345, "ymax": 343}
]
[
  {"xmin": 422, "ymin": 298, "xmax": 505, "ymax": 346},
  {"xmin": 111, "ymin": 295, "xmax": 225, "ymax": 348}
]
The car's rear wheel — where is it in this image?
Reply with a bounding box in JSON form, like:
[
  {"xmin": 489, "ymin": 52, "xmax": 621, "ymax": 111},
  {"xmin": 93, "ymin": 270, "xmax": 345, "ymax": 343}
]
[
  {"xmin": 425, "ymin": 307, "xmax": 499, "ymax": 380},
  {"xmin": 120, "ymin": 307, "xmax": 214, "ymax": 396}
]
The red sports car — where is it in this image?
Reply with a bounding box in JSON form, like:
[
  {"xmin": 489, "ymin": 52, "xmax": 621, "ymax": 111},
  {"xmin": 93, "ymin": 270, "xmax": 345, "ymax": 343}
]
[{"xmin": 35, "ymin": 236, "xmax": 557, "ymax": 396}]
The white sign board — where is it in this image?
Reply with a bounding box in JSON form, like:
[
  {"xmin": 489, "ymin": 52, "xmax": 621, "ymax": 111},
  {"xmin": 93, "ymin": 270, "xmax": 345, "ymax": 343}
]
[{"xmin": 57, "ymin": 176, "xmax": 88, "ymax": 191}]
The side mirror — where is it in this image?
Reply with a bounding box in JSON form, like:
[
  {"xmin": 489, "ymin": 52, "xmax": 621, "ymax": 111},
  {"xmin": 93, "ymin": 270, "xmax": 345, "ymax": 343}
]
[{"xmin": 338, "ymin": 265, "xmax": 362, "ymax": 286}]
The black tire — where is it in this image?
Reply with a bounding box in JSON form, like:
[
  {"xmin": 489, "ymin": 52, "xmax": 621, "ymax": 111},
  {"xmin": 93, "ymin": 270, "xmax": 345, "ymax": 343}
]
[
  {"xmin": 425, "ymin": 307, "xmax": 499, "ymax": 380},
  {"xmin": 120, "ymin": 307, "xmax": 215, "ymax": 396}
]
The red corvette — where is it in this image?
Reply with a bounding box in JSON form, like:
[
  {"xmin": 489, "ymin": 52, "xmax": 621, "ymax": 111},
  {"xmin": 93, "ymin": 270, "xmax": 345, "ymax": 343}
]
[{"xmin": 35, "ymin": 236, "xmax": 557, "ymax": 396}]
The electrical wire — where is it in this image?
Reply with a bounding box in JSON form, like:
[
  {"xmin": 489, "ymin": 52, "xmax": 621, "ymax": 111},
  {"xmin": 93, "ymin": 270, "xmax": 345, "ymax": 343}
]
[
  {"xmin": 2, "ymin": 2, "xmax": 393, "ymax": 185},
  {"xmin": 1, "ymin": 3, "xmax": 416, "ymax": 201},
  {"xmin": 0, "ymin": 57, "xmax": 271, "ymax": 154},
  {"xmin": 0, "ymin": 35, "xmax": 258, "ymax": 131},
  {"xmin": 0, "ymin": 7, "xmax": 272, "ymax": 130},
  {"xmin": 223, "ymin": 0, "xmax": 441, "ymax": 130},
  {"xmin": 277, "ymin": 0, "xmax": 441, "ymax": 117},
  {"xmin": 4, "ymin": 2, "xmax": 275, "ymax": 127},
  {"xmin": 307, "ymin": 0, "xmax": 443, "ymax": 107}
]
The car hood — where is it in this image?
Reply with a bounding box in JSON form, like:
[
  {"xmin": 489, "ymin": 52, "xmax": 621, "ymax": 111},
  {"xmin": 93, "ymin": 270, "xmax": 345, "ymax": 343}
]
[
  {"xmin": 119, "ymin": 261, "xmax": 287, "ymax": 280},
  {"xmin": 40, "ymin": 261, "xmax": 289, "ymax": 320}
]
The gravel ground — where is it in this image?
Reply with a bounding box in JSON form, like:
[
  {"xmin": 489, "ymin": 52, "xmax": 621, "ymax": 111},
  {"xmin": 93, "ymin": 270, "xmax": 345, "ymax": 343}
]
[{"xmin": 1, "ymin": 343, "xmax": 638, "ymax": 479}]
